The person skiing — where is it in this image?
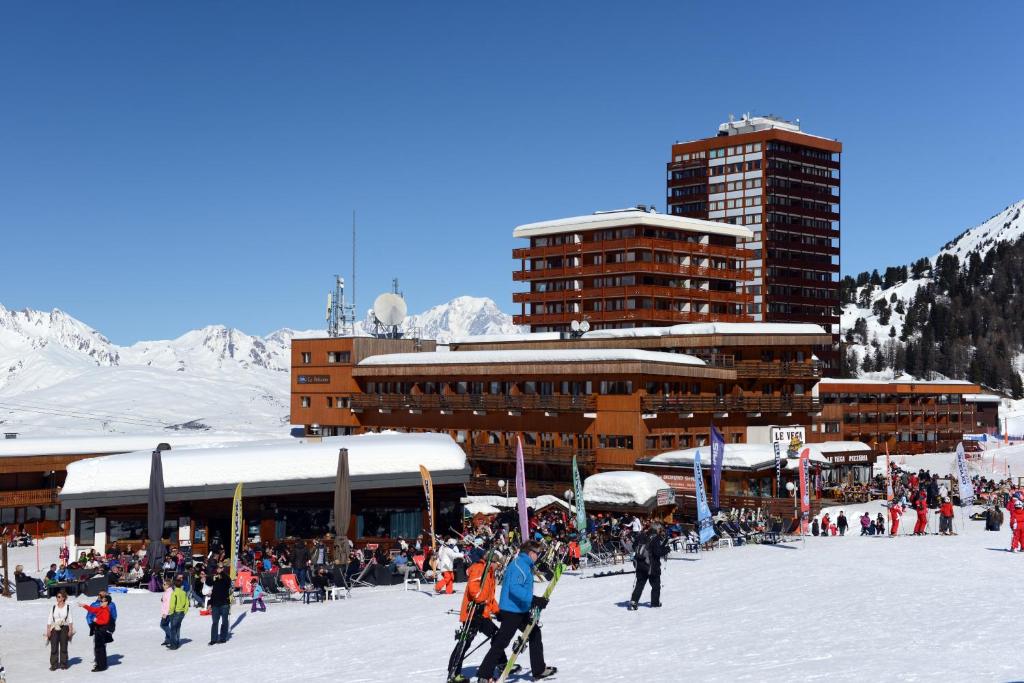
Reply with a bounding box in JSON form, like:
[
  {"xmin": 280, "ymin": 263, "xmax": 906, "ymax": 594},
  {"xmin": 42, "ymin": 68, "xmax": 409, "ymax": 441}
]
[
  {"xmin": 435, "ymin": 538, "xmax": 461, "ymax": 595},
  {"xmin": 476, "ymin": 541, "xmax": 556, "ymax": 683},
  {"xmin": 628, "ymin": 522, "xmax": 670, "ymax": 610},
  {"xmin": 938, "ymin": 497, "xmax": 955, "ymax": 535},
  {"xmin": 1009, "ymin": 499, "xmax": 1024, "ymax": 552},
  {"xmin": 913, "ymin": 494, "xmax": 929, "ymax": 535},
  {"xmin": 447, "ymin": 547, "xmax": 517, "ymax": 683}
]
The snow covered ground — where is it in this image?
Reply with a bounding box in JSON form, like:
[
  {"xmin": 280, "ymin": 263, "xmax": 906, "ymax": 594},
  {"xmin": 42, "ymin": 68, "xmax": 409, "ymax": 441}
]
[{"xmin": 4, "ymin": 528, "xmax": 1024, "ymax": 682}]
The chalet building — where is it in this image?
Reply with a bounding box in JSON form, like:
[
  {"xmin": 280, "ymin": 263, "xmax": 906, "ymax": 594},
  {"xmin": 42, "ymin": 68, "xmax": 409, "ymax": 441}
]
[
  {"xmin": 811, "ymin": 379, "xmax": 997, "ymax": 454},
  {"xmin": 512, "ymin": 207, "xmax": 754, "ymax": 332},
  {"xmin": 291, "ymin": 323, "xmax": 834, "ymax": 496}
]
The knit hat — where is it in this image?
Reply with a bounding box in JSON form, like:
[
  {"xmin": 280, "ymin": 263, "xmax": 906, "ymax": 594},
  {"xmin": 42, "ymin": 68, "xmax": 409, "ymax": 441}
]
[{"xmin": 469, "ymin": 547, "xmax": 485, "ymax": 564}]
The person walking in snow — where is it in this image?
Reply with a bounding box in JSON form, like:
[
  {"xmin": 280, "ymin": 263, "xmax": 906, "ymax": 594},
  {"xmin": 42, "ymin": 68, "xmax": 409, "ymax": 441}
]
[
  {"xmin": 837, "ymin": 511, "xmax": 849, "ymax": 537},
  {"xmin": 250, "ymin": 578, "xmax": 266, "ymax": 612},
  {"xmin": 159, "ymin": 578, "xmax": 173, "ymax": 646},
  {"xmin": 476, "ymin": 541, "xmax": 556, "ymax": 683},
  {"xmin": 447, "ymin": 547, "xmax": 515, "ymax": 683},
  {"xmin": 166, "ymin": 576, "xmax": 189, "ymax": 649},
  {"xmin": 1009, "ymin": 499, "xmax": 1024, "ymax": 552},
  {"xmin": 628, "ymin": 522, "xmax": 670, "ymax": 611},
  {"xmin": 860, "ymin": 512, "xmax": 871, "ymax": 536},
  {"xmin": 889, "ymin": 501, "xmax": 904, "ymax": 536},
  {"xmin": 434, "ymin": 538, "xmax": 461, "ymax": 595}
]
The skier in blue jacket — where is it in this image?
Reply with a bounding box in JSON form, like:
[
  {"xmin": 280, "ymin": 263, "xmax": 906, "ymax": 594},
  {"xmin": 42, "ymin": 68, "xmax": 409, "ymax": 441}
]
[{"xmin": 475, "ymin": 541, "xmax": 556, "ymax": 683}]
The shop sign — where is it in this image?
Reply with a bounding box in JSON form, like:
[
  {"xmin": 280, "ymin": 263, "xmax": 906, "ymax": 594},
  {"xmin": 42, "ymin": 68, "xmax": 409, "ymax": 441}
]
[
  {"xmin": 826, "ymin": 453, "xmax": 872, "ymax": 464},
  {"xmin": 656, "ymin": 488, "xmax": 676, "ymax": 506},
  {"xmin": 298, "ymin": 375, "xmax": 331, "ymax": 384},
  {"xmin": 661, "ymin": 474, "xmax": 696, "ymax": 492}
]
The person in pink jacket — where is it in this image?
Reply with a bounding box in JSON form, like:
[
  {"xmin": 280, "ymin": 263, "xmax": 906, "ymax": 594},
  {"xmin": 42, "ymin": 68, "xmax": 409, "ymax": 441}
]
[{"xmin": 159, "ymin": 578, "xmax": 173, "ymax": 646}]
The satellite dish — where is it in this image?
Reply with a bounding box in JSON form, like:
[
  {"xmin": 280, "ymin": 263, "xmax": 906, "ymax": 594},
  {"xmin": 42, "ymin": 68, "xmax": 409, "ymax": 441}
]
[
  {"xmin": 373, "ymin": 292, "xmax": 407, "ymax": 327},
  {"xmin": 570, "ymin": 320, "xmax": 580, "ymax": 332},
  {"xmin": 579, "ymin": 320, "xmax": 591, "ymax": 333}
]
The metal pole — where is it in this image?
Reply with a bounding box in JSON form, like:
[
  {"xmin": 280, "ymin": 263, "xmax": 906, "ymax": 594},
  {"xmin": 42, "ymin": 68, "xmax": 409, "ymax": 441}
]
[
  {"xmin": 36, "ymin": 520, "xmax": 41, "ymax": 572},
  {"xmin": 2, "ymin": 544, "xmax": 8, "ymax": 597}
]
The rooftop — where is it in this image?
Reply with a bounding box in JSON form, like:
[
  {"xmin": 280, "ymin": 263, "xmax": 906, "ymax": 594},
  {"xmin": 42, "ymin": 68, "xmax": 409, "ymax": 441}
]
[
  {"xmin": 449, "ymin": 322, "xmax": 827, "ymax": 346},
  {"xmin": 358, "ymin": 348, "xmax": 706, "ymax": 367},
  {"xmin": 512, "ymin": 209, "xmax": 752, "ymax": 240}
]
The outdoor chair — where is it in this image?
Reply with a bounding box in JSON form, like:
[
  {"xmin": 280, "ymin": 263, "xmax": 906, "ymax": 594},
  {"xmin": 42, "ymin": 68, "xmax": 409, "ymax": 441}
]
[
  {"xmin": 348, "ymin": 558, "xmax": 376, "ymax": 589},
  {"xmin": 15, "ymin": 581, "xmax": 40, "ymax": 601},
  {"xmin": 279, "ymin": 573, "xmax": 307, "ymax": 602},
  {"xmin": 762, "ymin": 520, "xmax": 784, "ymax": 544},
  {"xmin": 259, "ymin": 572, "xmax": 286, "ymax": 602}
]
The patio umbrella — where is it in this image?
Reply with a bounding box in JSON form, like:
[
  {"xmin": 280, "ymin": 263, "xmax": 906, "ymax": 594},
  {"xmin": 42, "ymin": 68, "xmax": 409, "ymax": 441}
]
[
  {"xmin": 334, "ymin": 448, "xmax": 351, "ymax": 542},
  {"xmin": 146, "ymin": 443, "xmax": 170, "ymax": 569}
]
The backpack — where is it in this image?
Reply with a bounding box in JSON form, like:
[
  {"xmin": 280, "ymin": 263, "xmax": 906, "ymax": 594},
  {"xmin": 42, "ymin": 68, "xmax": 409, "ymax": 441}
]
[{"xmin": 633, "ymin": 539, "xmax": 650, "ymax": 567}]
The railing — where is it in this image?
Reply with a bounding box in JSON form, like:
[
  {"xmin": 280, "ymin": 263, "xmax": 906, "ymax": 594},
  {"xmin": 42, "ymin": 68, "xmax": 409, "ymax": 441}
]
[
  {"xmin": 0, "ymin": 488, "xmax": 59, "ymax": 507},
  {"xmin": 514, "ymin": 309, "xmax": 751, "ymax": 326},
  {"xmin": 513, "ymin": 261, "xmax": 753, "ymax": 282},
  {"xmin": 469, "ymin": 444, "xmax": 596, "ymax": 465},
  {"xmin": 465, "ymin": 475, "xmax": 570, "ymax": 498},
  {"xmin": 732, "ymin": 360, "xmax": 822, "ymax": 378},
  {"xmin": 350, "ymin": 393, "xmax": 596, "ymax": 413},
  {"xmin": 512, "ymin": 285, "xmax": 752, "ymax": 305},
  {"xmin": 641, "ymin": 395, "xmax": 820, "ymax": 413}
]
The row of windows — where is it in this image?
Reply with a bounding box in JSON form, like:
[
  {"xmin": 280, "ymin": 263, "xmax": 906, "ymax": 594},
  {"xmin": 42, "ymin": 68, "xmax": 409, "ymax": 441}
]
[
  {"xmin": 708, "ymin": 143, "xmax": 762, "ymax": 158},
  {"xmin": 299, "ymin": 396, "xmax": 353, "ymax": 408},
  {"xmin": 671, "ymin": 184, "xmax": 706, "ymax": 198},
  {"xmin": 709, "ymin": 196, "xmax": 761, "ymax": 211},
  {"xmin": 299, "ymin": 351, "xmax": 351, "ymax": 365},
  {"xmin": 670, "ymin": 167, "xmax": 706, "ymax": 180},
  {"xmin": 0, "ymin": 505, "xmax": 60, "ymax": 524},
  {"xmin": 843, "ymin": 413, "xmax": 962, "ymax": 424},
  {"xmin": 709, "ymin": 159, "xmax": 762, "ymax": 176},
  {"xmin": 819, "ymin": 393, "xmax": 966, "ymax": 404},
  {"xmin": 709, "ymin": 178, "xmax": 762, "ymax": 194},
  {"xmin": 673, "ymin": 150, "xmax": 707, "ymax": 162},
  {"xmin": 766, "ymin": 212, "xmax": 834, "ymax": 231},
  {"xmin": 766, "ymin": 176, "xmax": 838, "ymax": 198},
  {"xmin": 765, "ymin": 141, "xmax": 837, "ymax": 162},
  {"xmin": 767, "ymin": 159, "xmax": 836, "ymax": 179},
  {"xmin": 767, "ymin": 267, "xmax": 837, "ymax": 283},
  {"xmin": 766, "ymin": 195, "xmax": 836, "ymax": 213},
  {"xmin": 768, "ymin": 285, "xmax": 836, "ymax": 300}
]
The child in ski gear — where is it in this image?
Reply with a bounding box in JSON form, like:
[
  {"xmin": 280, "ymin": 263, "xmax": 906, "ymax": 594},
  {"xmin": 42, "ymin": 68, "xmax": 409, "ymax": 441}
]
[
  {"xmin": 435, "ymin": 538, "xmax": 461, "ymax": 595},
  {"xmin": 250, "ymin": 578, "xmax": 266, "ymax": 612},
  {"xmin": 629, "ymin": 522, "xmax": 670, "ymax": 610},
  {"xmin": 913, "ymin": 495, "xmax": 929, "ymax": 535},
  {"xmin": 1010, "ymin": 499, "xmax": 1024, "ymax": 552},
  {"xmin": 46, "ymin": 590, "xmax": 73, "ymax": 671},
  {"xmin": 860, "ymin": 512, "xmax": 871, "ymax": 535},
  {"xmin": 159, "ymin": 578, "xmax": 173, "ymax": 646},
  {"xmin": 890, "ymin": 502, "xmax": 903, "ymax": 536},
  {"xmin": 938, "ymin": 497, "xmax": 955, "ymax": 535},
  {"xmin": 476, "ymin": 541, "xmax": 556, "ymax": 682}
]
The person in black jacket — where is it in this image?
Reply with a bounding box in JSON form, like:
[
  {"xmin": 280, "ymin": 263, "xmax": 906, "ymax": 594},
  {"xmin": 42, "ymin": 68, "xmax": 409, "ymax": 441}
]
[
  {"xmin": 206, "ymin": 566, "xmax": 232, "ymax": 645},
  {"xmin": 628, "ymin": 523, "xmax": 670, "ymax": 610},
  {"xmin": 836, "ymin": 511, "xmax": 849, "ymax": 537}
]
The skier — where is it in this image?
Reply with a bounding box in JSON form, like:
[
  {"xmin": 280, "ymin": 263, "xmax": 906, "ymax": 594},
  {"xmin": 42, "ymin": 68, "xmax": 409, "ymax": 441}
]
[
  {"xmin": 938, "ymin": 497, "xmax": 955, "ymax": 535},
  {"xmin": 447, "ymin": 547, "xmax": 517, "ymax": 683},
  {"xmin": 913, "ymin": 494, "xmax": 929, "ymax": 535},
  {"xmin": 435, "ymin": 538, "xmax": 461, "ymax": 595},
  {"xmin": 475, "ymin": 541, "xmax": 556, "ymax": 683},
  {"xmin": 628, "ymin": 522, "xmax": 670, "ymax": 610},
  {"xmin": 889, "ymin": 501, "xmax": 903, "ymax": 536},
  {"xmin": 1009, "ymin": 499, "xmax": 1024, "ymax": 552}
]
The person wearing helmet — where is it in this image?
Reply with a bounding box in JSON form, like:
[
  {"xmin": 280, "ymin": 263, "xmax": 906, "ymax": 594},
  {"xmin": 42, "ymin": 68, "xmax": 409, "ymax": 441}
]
[
  {"xmin": 913, "ymin": 491, "xmax": 929, "ymax": 535},
  {"xmin": 889, "ymin": 499, "xmax": 904, "ymax": 537},
  {"xmin": 435, "ymin": 538, "xmax": 461, "ymax": 595},
  {"xmin": 938, "ymin": 497, "xmax": 955, "ymax": 535},
  {"xmin": 1010, "ymin": 499, "xmax": 1024, "ymax": 552}
]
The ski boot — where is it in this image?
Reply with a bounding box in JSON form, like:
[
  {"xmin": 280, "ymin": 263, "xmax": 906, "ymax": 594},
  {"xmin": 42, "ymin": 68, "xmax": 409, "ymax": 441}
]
[
  {"xmin": 627, "ymin": 601, "xmax": 638, "ymax": 611},
  {"xmin": 533, "ymin": 666, "xmax": 558, "ymax": 680}
]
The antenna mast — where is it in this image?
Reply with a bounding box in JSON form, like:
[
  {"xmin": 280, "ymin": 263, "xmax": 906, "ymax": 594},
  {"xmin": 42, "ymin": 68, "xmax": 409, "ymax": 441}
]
[{"xmin": 352, "ymin": 210, "xmax": 357, "ymax": 326}]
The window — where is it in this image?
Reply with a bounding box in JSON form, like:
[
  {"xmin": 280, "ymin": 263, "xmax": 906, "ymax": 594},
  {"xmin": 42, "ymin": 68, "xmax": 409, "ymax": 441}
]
[
  {"xmin": 77, "ymin": 516, "xmax": 95, "ymax": 545},
  {"xmin": 326, "ymin": 397, "xmax": 333, "ymax": 408},
  {"xmin": 598, "ymin": 435, "xmax": 634, "ymax": 449},
  {"xmin": 301, "ymin": 396, "xmax": 311, "ymax": 408},
  {"xmin": 336, "ymin": 397, "xmax": 350, "ymax": 409},
  {"xmin": 301, "ymin": 352, "xmax": 311, "ymax": 364},
  {"xmin": 327, "ymin": 351, "xmax": 351, "ymax": 364},
  {"xmin": 109, "ymin": 519, "xmax": 145, "ymax": 542},
  {"xmin": 599, "ymin": 381, "xmax": 633, "ymax": 395}
]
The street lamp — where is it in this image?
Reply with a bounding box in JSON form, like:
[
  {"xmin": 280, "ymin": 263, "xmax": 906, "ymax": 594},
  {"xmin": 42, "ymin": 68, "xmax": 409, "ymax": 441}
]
[
  {"xmin": 564, "ymin": 489, "xmax": 574, "ymax": 511},
  {"xmin": 498, "ymin": 479, "xmax": 509, "ymax": 508},
  {"xmin": 785, "ymin": 481, "xmax": 797, "ymax": 522}
]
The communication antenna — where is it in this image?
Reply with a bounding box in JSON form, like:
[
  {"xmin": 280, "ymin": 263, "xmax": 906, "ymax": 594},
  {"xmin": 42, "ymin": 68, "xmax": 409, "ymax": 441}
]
[
  {"xmin": 326, "ymin": 275, "xmax": 356, "ymax": 337},
  {"xmin": 371, "ymin": 289, "xmax": 408, "ymax": 339},
  {"xmin": 352, "ymin": 210, "xmax": 357, "ymax": 325},
  {"xmin": 569, "ymin": 319, "xmax": 590, "ymax": 338}
]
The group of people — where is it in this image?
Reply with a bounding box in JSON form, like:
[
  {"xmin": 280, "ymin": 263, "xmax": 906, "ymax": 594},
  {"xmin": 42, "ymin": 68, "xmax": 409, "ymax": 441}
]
[{"xmin": 42, "ymin": 589, "xmax": 117, "ymax": 672}]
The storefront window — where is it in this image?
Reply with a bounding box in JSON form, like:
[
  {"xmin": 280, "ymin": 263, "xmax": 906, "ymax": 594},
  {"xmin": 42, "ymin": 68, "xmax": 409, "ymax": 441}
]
[
  {"xmin": 279, "ymin": 506, "xmax": 332, "ymax": 539},
  {"xmin": 356, "ymin": 508, "xmax": 420, "ymax": 539},
  {"xmin": 109, "ymin": 519, "xmax": 145, "ymax": 541},
  {"xmin": 78, "ymin": 517, "xmax": 95, "ymax": 545}
]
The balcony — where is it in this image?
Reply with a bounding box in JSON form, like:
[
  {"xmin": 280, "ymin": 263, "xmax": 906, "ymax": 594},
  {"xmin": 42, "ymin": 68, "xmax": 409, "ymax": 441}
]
[
  {"xmin": 514, "ymin": 309, "xmax": 751, "ymax": 327},
  {"xmin": 465, "ymin": 475, "xmax": 570, "ymax": 498},
  {"xmin": 0, "ymin": 488, "xmax": 59, "ymax": 508},
  {"xmin": 732, "ymin": 360, "xmax": 822, "ymax": 378},
  {"xmin": 513, "ymin": 261, "xmax": 753, "ymax": 282},
  {"xmin": 350, "ymin": 393, "xmax": 596, "ymax": 414},
  {"xmin": 640, "ymin": 395, "xmax": 820, "ymax": 414},
  {"xmin": 469, "ymin": 444, "xmax": 596, "ymax": 466},
  {"xmin": 513, "ymin": 237, "xmax": 749, "ymax": 262},
  {"xmin": 765, "ymin": 149, "xmax": 840, "ymax": 170},
  {"xmin": 513, "ymin": 285, "xmax": 752, "ymax": 305}
]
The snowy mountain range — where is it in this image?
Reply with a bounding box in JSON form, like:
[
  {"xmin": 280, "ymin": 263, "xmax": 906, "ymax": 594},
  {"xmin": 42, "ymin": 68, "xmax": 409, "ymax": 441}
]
[
  {"xmin": 0, "ymin": 296, "xmax": 520, "ymax": 436},
  {"xmin": 841, "ymin": 197, "xmax": 1024, "ymax": 383}
]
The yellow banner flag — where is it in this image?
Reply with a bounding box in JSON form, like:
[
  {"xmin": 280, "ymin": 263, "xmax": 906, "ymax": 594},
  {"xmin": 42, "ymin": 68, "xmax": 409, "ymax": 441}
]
[{"xmin": 230, "ymin": 483, "xmax": 243, "ymax": 581}]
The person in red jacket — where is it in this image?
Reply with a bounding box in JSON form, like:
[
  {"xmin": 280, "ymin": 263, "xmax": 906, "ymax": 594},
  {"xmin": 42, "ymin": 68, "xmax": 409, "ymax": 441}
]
[
  {"xmin": 79, "ymin": 594, "xmax": 113, "ymax": 672},
  {"xmin": 938, "ymin": 497, "xmax": 955, "ymax": 535},
  {"xmin": 1009, "ymin": 499, "xmax": 1024, "ymax": 552},
  {"xmin": 913, "ymin": 495, "xmax": 929, "ymax": 535},
  {"xmin": 889, "ymin": 502, "xmax": 903, "ymax": 536}
]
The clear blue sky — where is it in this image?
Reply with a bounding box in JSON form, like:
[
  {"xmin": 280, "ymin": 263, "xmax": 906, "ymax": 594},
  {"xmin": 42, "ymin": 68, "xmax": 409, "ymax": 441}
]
[{"xmin": 2, "ymin": 2, "xmax": 1022, "ymax": 344}]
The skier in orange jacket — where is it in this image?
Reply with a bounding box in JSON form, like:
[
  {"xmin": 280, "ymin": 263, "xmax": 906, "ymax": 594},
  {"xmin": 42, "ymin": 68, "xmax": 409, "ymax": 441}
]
[{"xmin": 447, "ymin": 548, "xmax": 515, "ymax": 682}]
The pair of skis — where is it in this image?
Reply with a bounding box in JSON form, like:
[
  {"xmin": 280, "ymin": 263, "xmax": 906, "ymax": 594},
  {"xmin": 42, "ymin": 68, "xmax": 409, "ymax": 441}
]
[{"xmin": 494, "ymin": 554, "xmax": 566, "ymax": 683}]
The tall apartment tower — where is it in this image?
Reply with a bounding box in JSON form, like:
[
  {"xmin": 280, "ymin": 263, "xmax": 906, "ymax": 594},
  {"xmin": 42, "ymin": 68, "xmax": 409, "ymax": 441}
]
[{"xmin": 667, "ymin": 115, "xmax": 841, "ymax": 360}]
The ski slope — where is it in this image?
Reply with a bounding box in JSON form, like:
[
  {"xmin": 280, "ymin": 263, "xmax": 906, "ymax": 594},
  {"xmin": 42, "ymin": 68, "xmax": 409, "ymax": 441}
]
[{"xmin": 3, "ymin": 528, "xmax": 1023, "ymax": 682}]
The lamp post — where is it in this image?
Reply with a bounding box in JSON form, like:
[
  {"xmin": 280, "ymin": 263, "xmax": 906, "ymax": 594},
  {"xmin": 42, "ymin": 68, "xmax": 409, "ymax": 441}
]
[
  {"xmin": 786, "ymin": 481, "xmax": 797, "ymax": 522},
  {"xmin": 498, "ymin": 479, "xmax": 509, "ymax": 508},
  {"xmin": 564, "ymin": 489, "xmax": 574, "ymax": 513}
]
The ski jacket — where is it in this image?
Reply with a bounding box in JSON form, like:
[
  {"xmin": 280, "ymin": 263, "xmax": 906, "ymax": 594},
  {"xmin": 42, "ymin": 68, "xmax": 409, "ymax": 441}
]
[
  {"xmin": 161, "ymin": 587, "xmax": 173, "ymax": 617},
  {"xmin": 915, "ymin": 498, "xmax": 928, "ymax": 514},
  {"xmin": 82, "ymin": 604, "xmax": 111, "ymax": 626},
  {"xmin": 206, "ymin": 574, "xmax": 232, "ymax": 607},
  {"xmin": 436, "ymin": 545, "xmax": 460, "ymax": 573},
  {"xmin": 1010, "ymin": 507, "xmax": 1024, "ymax": 530},
  {"xmin": 85, "ymin": 599, "xmax": 117, "ymax": 626},
  {"xmin": 169, "ymin": 587, "xmax": 190, "ymax": 614},
  {"xmin": 460, "ymin": 558, "xmax": 499, "ymax": 621},
  {"xmin": 940, "ymin": 502, "xmax": 954, "ymax": 518},
  {"xmin": 498, "ymin": 552, "xmax": 535, "ymax": 614},
  {"xmin": 860, "ymin": 515, "xmax": 871, "ymax": 529}
]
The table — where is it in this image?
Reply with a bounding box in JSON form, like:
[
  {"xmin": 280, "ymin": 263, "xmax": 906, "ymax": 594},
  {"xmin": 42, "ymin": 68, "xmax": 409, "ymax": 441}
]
[{"xmin": 47, "ymin": 581, "xmax": 83, "ymax": 597}]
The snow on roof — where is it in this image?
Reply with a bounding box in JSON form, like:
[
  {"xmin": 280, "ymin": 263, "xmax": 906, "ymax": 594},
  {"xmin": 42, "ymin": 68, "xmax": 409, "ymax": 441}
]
[
  {"xmin": 643, "ymin": 443, "xmax": 832, "ymax": 470},
  {"xmin": 964, "ymin": 394, "xmax": 1002, "ymax": 403},
  {"xmin": 513, "ymin": 210, "xmax": 752, "ymax": 240},
  {"xmin": 460, "ymin": 494, "xmax": 572, "ymax": 512},
  {"xmin": 0, "ymin": 433, "xmax": 261, "ymax": 458},
  {"xmin": 819, "ymin": 378, "xmax": 977, "ymax": 387},
  {"xmin": 61, "ymin": 432, "xmax": 467, "ymax": 500},
  {"xmin": 358, "ymin": 348, "xmax": 705, "ymax": 367},
  {"xmin": 813, "ymin": 441, "xmax": 874, "ymax": 454},
  {"xmin": 450, "ymin": 322, "xmax": 827, "ymax": 346},
  {"xmin": 449, "ymin": 332, "xmax": 562, "ymax": 344},
  {"xmin": 583, "ymin": 471, "xmax": 671, "ymax": 507}
]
